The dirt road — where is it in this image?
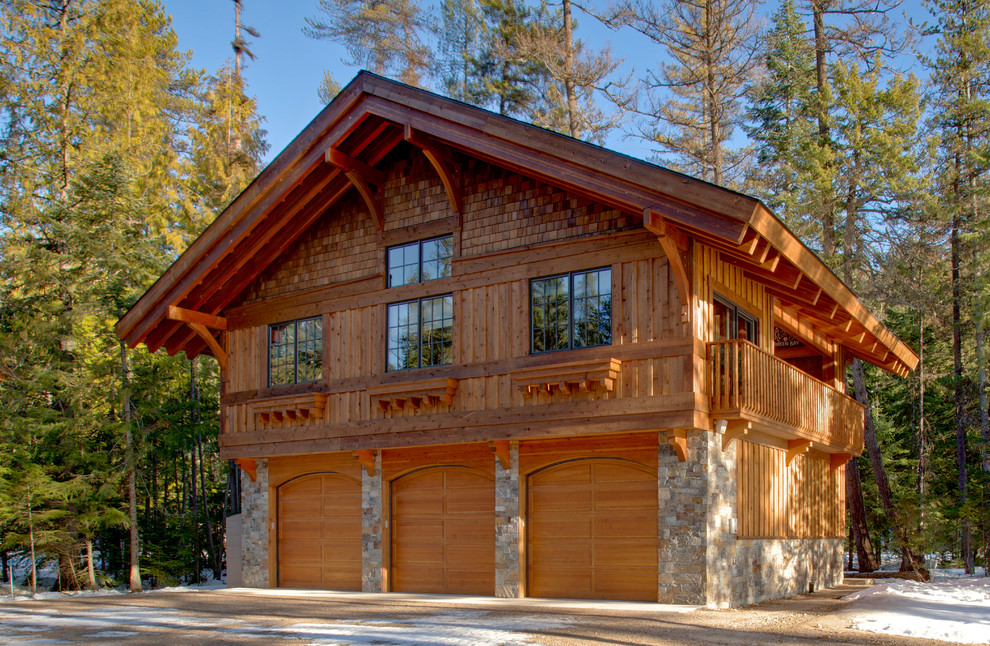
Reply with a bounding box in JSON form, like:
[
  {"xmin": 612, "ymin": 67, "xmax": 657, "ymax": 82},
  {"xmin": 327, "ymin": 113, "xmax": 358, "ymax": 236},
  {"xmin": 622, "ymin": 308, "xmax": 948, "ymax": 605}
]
[{"xmin": 0, "ymin": 582, "xmax": 951, "ymax": 645}]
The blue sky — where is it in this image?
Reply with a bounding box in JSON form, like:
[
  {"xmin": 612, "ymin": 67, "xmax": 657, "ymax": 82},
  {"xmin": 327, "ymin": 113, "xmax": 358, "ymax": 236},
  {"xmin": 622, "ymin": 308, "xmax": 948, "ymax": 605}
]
[{"xmin": 161, "ymin": 0, "xmax": 931, "ymax": 166}]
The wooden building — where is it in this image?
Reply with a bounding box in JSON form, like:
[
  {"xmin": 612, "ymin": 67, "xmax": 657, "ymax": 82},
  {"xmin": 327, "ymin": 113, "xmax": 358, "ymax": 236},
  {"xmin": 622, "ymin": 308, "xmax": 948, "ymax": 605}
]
[{"xmin": 117, "ymin": 73, "xmax": 917, "ymax": 606}]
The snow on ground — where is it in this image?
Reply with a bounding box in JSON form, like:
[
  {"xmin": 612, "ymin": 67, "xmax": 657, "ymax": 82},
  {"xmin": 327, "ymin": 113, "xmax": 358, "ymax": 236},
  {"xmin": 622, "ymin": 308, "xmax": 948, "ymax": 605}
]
[
  {"xmin": 841, "ymin": 576, "xmax": 990, "ymax": 644},
  {"xmin": 0, "ymin": 604, "xmax": 573, "ymax": 646}
]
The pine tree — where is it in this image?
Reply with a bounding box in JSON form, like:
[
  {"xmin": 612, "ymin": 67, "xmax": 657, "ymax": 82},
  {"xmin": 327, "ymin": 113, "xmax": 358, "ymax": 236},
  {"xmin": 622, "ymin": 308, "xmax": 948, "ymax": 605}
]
[{"xmin": 304, "ymin": 0, "xmax": 433, "ymax": 87}]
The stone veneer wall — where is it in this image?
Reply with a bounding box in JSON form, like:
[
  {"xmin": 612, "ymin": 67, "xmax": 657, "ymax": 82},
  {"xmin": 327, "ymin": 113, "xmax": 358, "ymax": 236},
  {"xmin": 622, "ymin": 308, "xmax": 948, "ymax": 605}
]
[
  {"xmin": 362, "ymin": 451, "xmax": 384, "ymax": 592},
  {"xmin": 240, "ymin": 458, "xmax": 269, "ymax": 588},
  {"xmin": 658, "ymin": 431, "xmax": 845, "ymax": 608},
  {"xmin": 494, "ymin": 441, "xmax": 520, "ymax": 598}
]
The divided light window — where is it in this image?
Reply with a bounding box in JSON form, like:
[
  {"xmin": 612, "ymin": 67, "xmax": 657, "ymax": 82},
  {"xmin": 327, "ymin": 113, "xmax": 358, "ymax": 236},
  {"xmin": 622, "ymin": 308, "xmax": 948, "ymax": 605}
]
[
  {"xmin": 713, "ymin": 295, "xmax": 758, "ymax": 342},
  {"xmin": 268, "ymin": 317, "xmax": 323, "ymax": 386},
  {"xmin": 531, "ymin": 267, "xmax": 612, "ymax": 353},
  {"xmin": 387, "ymin": 295, "xmax": 454, "ymax": 371},
  {"xmin": 387, "ymin": 235, "xmax": 453, "ymax": 287}
]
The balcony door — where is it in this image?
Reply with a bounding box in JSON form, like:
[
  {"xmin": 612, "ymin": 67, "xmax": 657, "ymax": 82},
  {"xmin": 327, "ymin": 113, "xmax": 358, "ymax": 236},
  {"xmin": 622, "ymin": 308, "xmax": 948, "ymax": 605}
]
[{"xmin": 713, "ymin": 295, "xmax": 757, "ymax": 343}]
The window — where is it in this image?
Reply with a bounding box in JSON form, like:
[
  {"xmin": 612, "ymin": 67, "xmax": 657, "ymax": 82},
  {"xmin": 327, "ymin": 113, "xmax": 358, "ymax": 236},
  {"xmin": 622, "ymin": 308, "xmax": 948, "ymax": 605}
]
[
  {"xmin": 713, "ymin": 295, "xmax": 757, "ymax": 342},
  {"xmin": 387, "ymin": 294, "xmax": 453, "ymax": 371},
  {"xmin": 269, "ymin": 317, "xmax": 323, "ymax": 386},
  {"xmin": 387, "ymin": 235, "xmax": 453, "ymax": 287},
  {"xmin": 531, "ymin": 267, "xmax": 612, "ymax": 353}
]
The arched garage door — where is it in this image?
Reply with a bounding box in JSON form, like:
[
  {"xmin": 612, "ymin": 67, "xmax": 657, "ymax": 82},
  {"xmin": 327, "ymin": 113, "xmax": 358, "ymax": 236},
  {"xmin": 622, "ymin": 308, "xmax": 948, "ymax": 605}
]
[
  {"xmin": 390, "ymin": 466, "xmax": 494, "ymax": 594},
  {"xmin": 527, "ymin": 459, "xmax": 658, "ymax": 601},
  {"xmin": 277, "ymin": 473, "xmax": 362, "ymax": 590}
]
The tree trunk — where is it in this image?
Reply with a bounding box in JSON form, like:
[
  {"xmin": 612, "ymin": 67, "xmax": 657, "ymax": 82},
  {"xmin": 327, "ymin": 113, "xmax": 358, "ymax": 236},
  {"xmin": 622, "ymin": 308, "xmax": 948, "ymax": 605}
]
[
  {"xmin": 198, "ymin": 434, "xmax": 219, "ymax": 579},
  {"xmin": 121, "ymin": 341, "xmax": 142, "ymax": 592},
  {"xmin": 562, "ymin": 0, "xmax": 579, "ymax": 139},
  {"xmin": 27, "ymin": 488, "xmax": 37, "ymax": 595},
  {"xmin": 951, "ymin": 203, "xmax": 973, "ymax": 574},
  {"xmin": 86, "ymin": 537, "xmax": 97, "ymax": 590},
  {"xmin": 845, "ymin": 457, "xmax": 878, "ymax": 571},
  {"xmin": 811, "ymin": 0, "xmax": 835, "ymax": 259}
]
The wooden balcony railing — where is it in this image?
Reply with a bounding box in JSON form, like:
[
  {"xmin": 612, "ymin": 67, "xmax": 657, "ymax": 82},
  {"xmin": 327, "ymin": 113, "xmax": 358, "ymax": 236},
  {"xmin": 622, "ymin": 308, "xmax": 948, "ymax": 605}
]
[{"xmin": 707, "ymin": 339, "xmax": 864, "ymax": 453}]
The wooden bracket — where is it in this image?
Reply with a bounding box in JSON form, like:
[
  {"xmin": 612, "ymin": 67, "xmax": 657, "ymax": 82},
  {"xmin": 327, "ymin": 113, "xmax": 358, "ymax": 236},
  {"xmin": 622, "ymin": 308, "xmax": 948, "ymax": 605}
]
[
  {"xmin": 644, "ymin": 209, "xmax": 690, "ymax": 308},
  {"xmin": 353, "ymin": 449, "xmax": 376, "ymax": 477},
  {"xmin": 326, "ymin": 148, "xmax": 384, "ymax": 230},
  {"xmin": 489, "ymin": 440, "xmax": 510, "ymax": 470},
  {"xmin": 667, "ymin": 429, "xmax": 688, "ymax": 462},
  {"xmin": 829, "ymin": 453, "xmax": 851, "ymax": 474},
  {"xmin": 405, "ymin": 124, "xmax": 463, "ymax": 214},
  {"xmin": 234, "ymin": 458, "xmax": 257, "ymax": 482},
  {"xmin": 168, "ymin": 306, "xmax": 227, "ymax": 370},
  {"xmin": 786, "ymin": 439, "xmax": 811, "ymax": 466},
  {"xmin": 720, "ymin": 421, "xmax": 750, "ymax": 451}
]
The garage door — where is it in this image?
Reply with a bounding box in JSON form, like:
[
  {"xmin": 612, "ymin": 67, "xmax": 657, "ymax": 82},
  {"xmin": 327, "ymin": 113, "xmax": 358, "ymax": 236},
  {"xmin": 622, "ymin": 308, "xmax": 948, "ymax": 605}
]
[
  {"xmin": 527, "ymin": 459, "xmax": 658, "ymax": 601},
  {"xmin": 277, "ymin": 473, "xmax": 362, "ymax": 590},
  {"xmin": 390, "ymin": 467, "xmax": 494, "ymax": 594}
]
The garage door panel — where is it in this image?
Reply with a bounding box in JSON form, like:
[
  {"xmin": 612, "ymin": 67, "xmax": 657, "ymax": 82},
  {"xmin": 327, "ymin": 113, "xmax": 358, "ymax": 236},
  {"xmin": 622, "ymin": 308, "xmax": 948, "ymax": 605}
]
[
  {"xmin": 530, "ymin": 487, "xmax": 592, "ymax": 511},
  {"xmin": 278, "ymin": 473, "xmax": 362, "ymax": 591},
  {"xmin": 391, "ymin": 466, "xmax": 494, "ymax": 595},
  {"xmin": 528, "ymin": 460, "xmax": 657, "ymax": 602}
]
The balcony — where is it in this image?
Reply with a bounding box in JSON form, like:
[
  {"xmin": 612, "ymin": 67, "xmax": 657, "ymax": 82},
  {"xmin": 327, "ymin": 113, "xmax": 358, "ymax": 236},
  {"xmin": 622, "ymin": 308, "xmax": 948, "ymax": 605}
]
[{"xmin": 707, "ymin": 339, "xmax": 864, "ymax": 454}]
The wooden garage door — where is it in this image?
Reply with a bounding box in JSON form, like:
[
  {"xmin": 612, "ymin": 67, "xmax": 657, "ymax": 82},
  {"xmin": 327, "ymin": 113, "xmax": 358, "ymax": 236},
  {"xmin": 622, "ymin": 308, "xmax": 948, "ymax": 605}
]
[
  {"xmin": 527, "ymin": 459, "xmax": 658, "ymax": 601},
  {"xmin": 277, "ymin": 473, "xmax": 361, "ymax": 590},
  {"xmin": 390, "ymin": 467, "xmax": 494, "ymax": 594}
]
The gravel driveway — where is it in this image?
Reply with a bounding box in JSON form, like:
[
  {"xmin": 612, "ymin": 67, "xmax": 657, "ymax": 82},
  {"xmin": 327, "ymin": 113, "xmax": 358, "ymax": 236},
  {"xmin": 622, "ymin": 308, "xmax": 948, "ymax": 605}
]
[{"xmin": 0, "ymin": 583, "xmax": 951, "ymax": 645}]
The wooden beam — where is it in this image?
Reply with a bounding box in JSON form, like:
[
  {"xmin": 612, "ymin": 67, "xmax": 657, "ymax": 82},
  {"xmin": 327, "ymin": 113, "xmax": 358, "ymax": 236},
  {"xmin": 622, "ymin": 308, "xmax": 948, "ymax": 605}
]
[
  {"xmin": 786, "ymin": 439, "xmax": 811, "ymax": 466},
  {"xmin": 830, "ymin": 453, "xmax": 851, "ymax": 474},
  {"xmin": 646, "ymin": 210, "xmax": 691, "ymax": 308},
  {"xmin": 667, "ymin": 429, "xmax": 688, "ymax": 462},
  {"xmin": 353, "ymin": 449, "xmax": 376, "ymax": 476},
  {"xmin": 234, "ymin": 458, "xmax": 257, "ymax": 481},
  {"xmin": 405, "ymin": 124, "xmax": 463, "ymax": 214},
  {"xmin": 325, "ymin": 148, "xmax": 385, "ymax": 186},
  {"xmin": 167, "ymin": 305, "xmax": 227, "ymax": 330},
  {"xmin": 490, "ymin": 440, "xmax": 510, "ymax": 470},
  {"xmin": 188, "ymin": 323, "xmax": 227, "ymax": 370}
]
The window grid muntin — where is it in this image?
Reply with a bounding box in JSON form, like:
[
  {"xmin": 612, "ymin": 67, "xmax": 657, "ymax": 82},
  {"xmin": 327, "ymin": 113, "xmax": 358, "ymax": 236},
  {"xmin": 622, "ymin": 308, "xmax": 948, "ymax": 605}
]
[
  {"xmin": 387, "ymin": 294, "xmax": 454, "ymax": 371},
  {"xmin": 268, "ymin": 316, "xmax": 323, "ymax": 386},
  {"xmin": 387, "ymin": 235, "xmax": 453, "ymax": 287},
  {"xmin": 530, "ymin": 267, "xmax": 612, "ymax": 354}
]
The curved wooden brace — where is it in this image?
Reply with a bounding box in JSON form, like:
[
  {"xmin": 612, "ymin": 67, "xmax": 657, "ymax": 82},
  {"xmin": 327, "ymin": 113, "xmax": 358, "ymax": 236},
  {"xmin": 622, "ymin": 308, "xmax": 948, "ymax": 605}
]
[
  {"xmin": 644, "ymin": 209, "xmax": 690, "ymax": 308},
  {"xmin": 405, "ymin": 124, "xmax": 463, "ymax": 215},
  {"xmin": 667, "ymin": 429, "xmax": 688, "ymax": 462},
  {"xmin": 167, "ymin": 306, "xmax": 228, "ymax": 369},
  {"xmin": 234, "ymin": 458, "xmax": 257, "ymax": 481},
  {"xmin": 353, "ymin": 449, "xmax": 376, "ymax": 477},
  {"xmin": 829, "ymin": 453, "xmax": 851, "ymax": 474},
  {"xmin": 786, "ymin": 439, "xmax": 811, "ymax": 466},
  {"xmin": 326, "ymin": 148, "xmax": 384, "ymax": 230},
  {"xmin": 190, "ymin": 322, "xmax": 227, "ymax": 371},
  {"xmin": 489, "ymin": 440, "xmax": 510, "ymax": 470},
  {"xmin": 720, "ymin": 421, "xmax": 750, "ymax": 451}
]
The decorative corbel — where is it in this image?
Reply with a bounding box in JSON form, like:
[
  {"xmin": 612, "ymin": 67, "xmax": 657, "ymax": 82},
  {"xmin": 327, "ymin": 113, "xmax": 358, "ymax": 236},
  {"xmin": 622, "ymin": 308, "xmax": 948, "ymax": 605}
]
[
  {"xmin": 234, "ymin": 458, "xmax": 257, "ymax": 482},
  {"xmin": 167, "ymin": 305, "xmax": 228, "ymax": 370},
  {"xmin": 667, "ymin": 429, "xmax": 688, "ymax": 462},
  {"xmin": 353, "ymin": 449, "xmax": 376, "ymax": 477},
  {"xmin": 829, "ymin": 453, "xmax": 851, "ymax": 474},
  {"xmin": 786, "ymin": 439, "xmax": 811, "ymax": 466},
  {"xmin": 720, "ymin": 420, "xmax": 750, "ymax": 451},
  {"xmin": 404, "ymin": 125, "xmax": 463, "ymax": 216},
  {"xmin": 489, "ymin": 440, "xmax": 510, "ymax": 470},
  {"xmin": 326, "ymin": 148, "xmax": 385, "ymax": 230}
]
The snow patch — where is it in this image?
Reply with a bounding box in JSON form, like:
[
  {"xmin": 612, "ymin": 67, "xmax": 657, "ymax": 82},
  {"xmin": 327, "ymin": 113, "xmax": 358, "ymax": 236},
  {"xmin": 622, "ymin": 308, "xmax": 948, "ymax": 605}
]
[{"xmin": 842, "ymin": 576, "xmax": 990, "ymax": 644}]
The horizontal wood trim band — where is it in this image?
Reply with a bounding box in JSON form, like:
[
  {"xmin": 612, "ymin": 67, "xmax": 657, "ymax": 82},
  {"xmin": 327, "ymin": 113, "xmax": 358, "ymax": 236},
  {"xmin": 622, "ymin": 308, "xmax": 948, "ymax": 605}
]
[{"xmin": 218, "ymin": 408, "xmax": 700, "ymax": 459}]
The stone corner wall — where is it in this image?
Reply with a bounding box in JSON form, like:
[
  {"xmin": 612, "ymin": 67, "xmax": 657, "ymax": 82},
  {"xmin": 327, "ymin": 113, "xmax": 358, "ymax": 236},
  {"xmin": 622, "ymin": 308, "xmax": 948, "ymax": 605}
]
[
  {"xmin": 494, "ymin": 441, "xmax": 520, "ymax": 598},
  {"xmin": 362, "ymin": 451, "xmax": 384, "ymax": 592},
  {"xmin": 240, "ymin": 458, "xmax": 270, "ymax": 588}
]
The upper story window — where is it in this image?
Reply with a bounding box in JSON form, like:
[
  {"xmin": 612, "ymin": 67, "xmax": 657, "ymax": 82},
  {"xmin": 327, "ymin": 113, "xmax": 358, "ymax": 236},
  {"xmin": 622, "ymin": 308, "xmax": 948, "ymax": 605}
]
[
  {"xmin": 269, "ymin": 316, "xmax": 323, "ymax": 386},
  {"xmin": 713, "ymin": 295, "xmax": 757, "ymax": 343},
  {"xmin": 531, "ymin": 267, "xmax": 612, "ymax": 353},
  {"xmin": 387, "ymin": 235, "xmax": 453, "ymax": 287},
  {"xmin": 387, "ymin": 294, "xmax": 454, "ymax": 371}
]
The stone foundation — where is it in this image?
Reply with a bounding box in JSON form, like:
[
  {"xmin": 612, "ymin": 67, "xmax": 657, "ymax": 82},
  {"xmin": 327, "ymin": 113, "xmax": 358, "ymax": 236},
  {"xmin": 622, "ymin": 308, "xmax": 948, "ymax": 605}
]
[{"xmin": 240, "ymin": 458, "xmax": 269, "ymax": 588}]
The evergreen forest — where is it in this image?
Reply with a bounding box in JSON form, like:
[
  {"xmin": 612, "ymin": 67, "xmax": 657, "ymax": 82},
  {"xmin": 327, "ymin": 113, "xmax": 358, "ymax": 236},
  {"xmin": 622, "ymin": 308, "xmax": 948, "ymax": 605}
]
[{"xmin": 1, "ymin": 0, "xmax": 987, "ymax": 592}]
